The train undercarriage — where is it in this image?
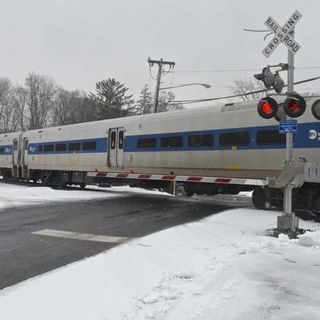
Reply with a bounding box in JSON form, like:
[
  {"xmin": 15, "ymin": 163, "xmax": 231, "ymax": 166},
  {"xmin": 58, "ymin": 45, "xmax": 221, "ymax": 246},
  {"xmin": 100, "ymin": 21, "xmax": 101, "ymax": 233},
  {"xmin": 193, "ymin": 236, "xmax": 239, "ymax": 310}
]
[
  {"xmin": 1, "ymin": 168, "xmax": 87, "ymax": 189},
  {"xmin": 1, "ymin": 166, "xmax": 320, "ymax": 215},
  {"xmin": 251, "ymin": 183, "xmax": 320, "ymax": 212},
  {"xmin": 182, "ymin": 181, "xmax": 320, "ymax": 213}
]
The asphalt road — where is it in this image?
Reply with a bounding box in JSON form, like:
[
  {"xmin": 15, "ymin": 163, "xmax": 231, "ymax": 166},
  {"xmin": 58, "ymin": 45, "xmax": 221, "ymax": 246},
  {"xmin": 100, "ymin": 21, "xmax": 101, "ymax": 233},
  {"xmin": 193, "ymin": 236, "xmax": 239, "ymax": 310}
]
[{"xmin": 0, "ymin": 191, "xmax": 251, "ymax": 289}]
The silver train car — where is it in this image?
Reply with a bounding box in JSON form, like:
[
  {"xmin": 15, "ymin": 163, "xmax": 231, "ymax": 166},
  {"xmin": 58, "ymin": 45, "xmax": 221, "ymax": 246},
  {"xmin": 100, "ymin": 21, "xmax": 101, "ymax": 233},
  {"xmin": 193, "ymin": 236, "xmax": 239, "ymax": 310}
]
[{"xmin": 0, "ymin": 97, "xmax": 320, "ymax": 211}]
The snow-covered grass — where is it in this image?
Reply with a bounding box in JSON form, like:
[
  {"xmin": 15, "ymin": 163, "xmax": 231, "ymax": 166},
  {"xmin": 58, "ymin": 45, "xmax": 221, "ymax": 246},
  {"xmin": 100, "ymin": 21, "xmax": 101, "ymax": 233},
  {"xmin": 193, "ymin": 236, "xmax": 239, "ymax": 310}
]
[
  {"xmin": 0, "ymin": 182, "xmax": 168, "ymax": 210},
  {"xmin": 0, "ymin": 204, "xmax": 320, "ymax": 319}
]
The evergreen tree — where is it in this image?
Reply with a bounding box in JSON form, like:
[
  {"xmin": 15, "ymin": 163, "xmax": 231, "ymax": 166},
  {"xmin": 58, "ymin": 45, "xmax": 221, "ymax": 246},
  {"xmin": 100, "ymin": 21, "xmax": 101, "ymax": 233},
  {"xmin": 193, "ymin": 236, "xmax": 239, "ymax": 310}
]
[
  {"xmin": 89, "ymin": 78, "xmax": 135, "ymax": 119},
  {"xmin": 136, "ymin": 84, "xmax": 153, "ymax": 114}
]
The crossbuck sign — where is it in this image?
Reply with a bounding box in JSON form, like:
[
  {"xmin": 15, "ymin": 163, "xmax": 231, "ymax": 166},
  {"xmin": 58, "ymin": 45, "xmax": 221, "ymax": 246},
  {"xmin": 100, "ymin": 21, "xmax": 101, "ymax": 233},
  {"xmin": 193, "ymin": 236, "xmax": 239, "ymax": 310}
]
[{"xmin": 262, "ymin": 10, "xmax": 303, "ymax": 58}]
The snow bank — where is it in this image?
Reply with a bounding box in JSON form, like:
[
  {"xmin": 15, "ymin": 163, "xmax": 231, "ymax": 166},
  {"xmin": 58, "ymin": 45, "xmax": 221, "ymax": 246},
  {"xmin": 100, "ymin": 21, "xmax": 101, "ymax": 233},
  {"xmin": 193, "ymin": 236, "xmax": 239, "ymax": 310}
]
[
  {"xmin": 0, "ymin": 183, "xmax": 168, "ymax": 210},
  {"xmin": 298, "ymin": 230, "xmax": 320, "ymax": 247},
  {"xmin": 0, "ymin": 208, "xmax": 319, "ymax": 320}
]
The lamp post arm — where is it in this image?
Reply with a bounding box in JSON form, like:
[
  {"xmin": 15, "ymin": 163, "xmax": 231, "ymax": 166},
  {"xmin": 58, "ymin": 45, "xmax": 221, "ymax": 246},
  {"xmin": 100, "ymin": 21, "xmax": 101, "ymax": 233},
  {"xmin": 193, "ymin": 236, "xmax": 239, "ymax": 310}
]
[{"xmin": 159, "ymin": 83, "xmax": 211, "ymax": 90}]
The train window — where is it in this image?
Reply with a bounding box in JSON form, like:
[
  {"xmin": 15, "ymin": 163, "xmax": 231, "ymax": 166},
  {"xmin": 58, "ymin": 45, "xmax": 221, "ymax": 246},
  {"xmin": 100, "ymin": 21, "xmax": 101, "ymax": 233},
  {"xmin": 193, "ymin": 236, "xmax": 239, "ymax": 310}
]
[
  {"xmin": 55, "ymin": 143, "xmax": 67, "ymax": 151},
  {"xmin": 160, "ymin": 136, "xmax": 183, "ymax": 148},
  {"xmin": 83, "ymin": 141, "xmax": 96, "ymax": 151},
  {"xmin": 38, "ymin": 145, "xmax": 43, "ymax": 152},
  {"xmin": 69, "ymin": 143, "xmax": 81, "ymax": 151},
  {"xmin": 137, "ymin": 137, "xmax": 156, "ymax": 148},
  {"xmin": 119, "ymin": 131, "xmax": 124, "ymax": 149},
  {"xmin": 256, "ymin": 130, "xmax": 286, "ymax": 145},
  {"xmin": 188, "ymin": 134, "xmax": 213, "ymax": 147},
  {"xmin": 110, "ymin": 131, "xmax": 116, "ymax": 150},
  {"xmin": 13, "ymin": 140, "xmax": 18, "ymax": 150},
  {"xmin": 44, "ymin": 144, "xmax": 54, "ymax": 152},
  {"xmin": 0, "ymin": 147, "xmax": 4, "ymax": 153},
  {"xmin": 219, "ymin": 131, "xmax": 250, "ymax": 146}
]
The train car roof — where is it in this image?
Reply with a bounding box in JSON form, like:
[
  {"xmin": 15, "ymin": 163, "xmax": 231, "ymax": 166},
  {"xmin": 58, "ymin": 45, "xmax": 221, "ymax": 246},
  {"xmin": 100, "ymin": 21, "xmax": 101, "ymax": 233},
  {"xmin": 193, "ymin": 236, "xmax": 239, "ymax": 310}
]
[
  {"xmin": 10, "ymin": 92, "xmax": 320, "ymax": 136},
  {"xmin": 24, "ymin": 100, "xmax": 258, "ymax": 135}
]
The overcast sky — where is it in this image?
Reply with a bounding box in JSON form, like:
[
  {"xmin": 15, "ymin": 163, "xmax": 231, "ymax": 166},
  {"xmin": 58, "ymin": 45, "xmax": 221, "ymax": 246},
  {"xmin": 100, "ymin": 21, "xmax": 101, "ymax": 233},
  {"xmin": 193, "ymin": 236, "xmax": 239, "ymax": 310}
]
[{"xmin": 0, "ymin": 0, "xmax": 319, "ymax": 106}]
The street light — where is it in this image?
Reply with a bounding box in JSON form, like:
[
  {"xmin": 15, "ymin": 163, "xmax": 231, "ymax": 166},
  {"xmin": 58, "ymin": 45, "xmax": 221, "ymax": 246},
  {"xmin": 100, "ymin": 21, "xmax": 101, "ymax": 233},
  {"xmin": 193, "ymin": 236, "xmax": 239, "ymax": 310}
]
[
  {"xmin": 159, "ymin": 83, "xmax": 211, "ymax": 90},
  {"xmin": 154, "ymin": 82, "xmax": 211, "ymax": 113}
]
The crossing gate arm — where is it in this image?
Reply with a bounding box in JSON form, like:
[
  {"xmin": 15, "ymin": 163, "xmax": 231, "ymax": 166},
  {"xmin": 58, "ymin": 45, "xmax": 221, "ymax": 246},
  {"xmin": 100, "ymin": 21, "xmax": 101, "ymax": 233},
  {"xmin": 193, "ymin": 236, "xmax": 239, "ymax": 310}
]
[{"xmin": 87, "ymin": 171, "xmax": 267, "ymax": 186}]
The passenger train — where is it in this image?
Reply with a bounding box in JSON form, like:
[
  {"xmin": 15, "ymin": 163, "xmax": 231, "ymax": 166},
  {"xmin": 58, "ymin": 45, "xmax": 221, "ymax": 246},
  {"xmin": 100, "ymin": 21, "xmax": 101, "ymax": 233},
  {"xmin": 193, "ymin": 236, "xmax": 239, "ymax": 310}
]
[{"xmin": 1, "ymin": 95, "xmax": 320, "ymax": 212}]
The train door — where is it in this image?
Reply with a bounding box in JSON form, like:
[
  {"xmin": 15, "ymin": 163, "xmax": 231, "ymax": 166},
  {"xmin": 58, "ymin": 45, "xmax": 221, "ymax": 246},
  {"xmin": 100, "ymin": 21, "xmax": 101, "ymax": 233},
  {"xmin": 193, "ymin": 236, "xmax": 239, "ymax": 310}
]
[
  {"xmin": 12, "ymin": 138, "xmax": 19, "ymax": 178},
  {"xmin": 21, "ymin": 138, "xmax": 29, "ymax": 178},
  {"xmin": 108, "ymin": 128, "xmax": 124, "ymax": 168}
]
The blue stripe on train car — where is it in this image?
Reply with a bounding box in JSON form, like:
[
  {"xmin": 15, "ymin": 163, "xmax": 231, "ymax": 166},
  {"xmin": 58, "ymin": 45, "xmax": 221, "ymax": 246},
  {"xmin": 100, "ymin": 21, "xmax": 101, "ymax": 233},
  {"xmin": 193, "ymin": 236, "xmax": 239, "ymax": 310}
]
[
  {"xmin": 0, "ymin": 145, "xmax": 13, "ymax": 155},
  {"xmin": 124, "ymin": 122, "xmax": 320, "ymax": 152},
  {"xmin": 28, "ymin": 137, "xmax": 108, "ymax": 154}
]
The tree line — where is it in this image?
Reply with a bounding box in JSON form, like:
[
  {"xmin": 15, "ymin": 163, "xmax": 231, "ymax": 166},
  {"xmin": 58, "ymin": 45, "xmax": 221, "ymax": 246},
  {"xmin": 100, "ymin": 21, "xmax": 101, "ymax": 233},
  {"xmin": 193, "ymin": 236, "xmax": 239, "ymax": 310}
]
[{"xmin": 0, "ymin": 73, "xmax": 183, "ymax": 133}]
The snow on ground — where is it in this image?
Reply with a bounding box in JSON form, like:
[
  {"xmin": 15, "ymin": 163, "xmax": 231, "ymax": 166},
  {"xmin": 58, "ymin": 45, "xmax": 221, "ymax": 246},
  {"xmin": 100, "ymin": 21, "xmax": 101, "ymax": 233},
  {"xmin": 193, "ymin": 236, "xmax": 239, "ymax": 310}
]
[
  {"xmin": 0, "ymin": 182, "xmax": 168, "ymax": 210},
  {"xmin": 0, "ymin": 203, "xmax": 320, "ymax": 319}
]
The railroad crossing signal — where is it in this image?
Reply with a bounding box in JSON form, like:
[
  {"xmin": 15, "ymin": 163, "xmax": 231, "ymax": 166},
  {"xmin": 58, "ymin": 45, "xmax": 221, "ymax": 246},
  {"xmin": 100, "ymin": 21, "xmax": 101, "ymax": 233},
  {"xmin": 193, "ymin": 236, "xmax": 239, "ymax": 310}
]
[
  {"xmin": 256, "ymin": 95, "xmax": 307, "ymax": 120},
  {"xmin": 262, "ymin": 10, "xmax": 303, "ymax": 58},
  {"xmin": 254, "ymin": 67, "xmax": 284, "ymax": 93},
  {"xmin": 256, "ymin": 10, "xmax": 304, "ymax": 232}
]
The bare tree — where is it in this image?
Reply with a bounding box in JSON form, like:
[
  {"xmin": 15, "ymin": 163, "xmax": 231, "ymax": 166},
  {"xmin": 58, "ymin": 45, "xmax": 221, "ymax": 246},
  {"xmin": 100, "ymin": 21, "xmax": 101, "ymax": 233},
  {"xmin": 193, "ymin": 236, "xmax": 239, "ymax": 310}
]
[
  {"xmin": 1, "ymin": 103, "xmax": 14, "ymax": 133},
  {"xmin": 75, "ymin": 96, "xmax": 102, "ymax": 123},
  {"xmin": 52, "ymin": 88, "xmax": 86, "ymax": 126},
  {"xmin": 157, "ymin": 91, "xmax": 184, "ymax": 113},
  {"xmin": 230, "ymin": 78, "xmax": 265, "ymax": 102},
  {"xmin": 24, "ymin": 73, "xmax": 56, "ymax": 129},
  {"xmin": 0, "ymin": 78, "xmax": 13, "ymax": 132},
  {"xmin": 11, "ymin": 85, "xmax": 28, "ymax": 131}
]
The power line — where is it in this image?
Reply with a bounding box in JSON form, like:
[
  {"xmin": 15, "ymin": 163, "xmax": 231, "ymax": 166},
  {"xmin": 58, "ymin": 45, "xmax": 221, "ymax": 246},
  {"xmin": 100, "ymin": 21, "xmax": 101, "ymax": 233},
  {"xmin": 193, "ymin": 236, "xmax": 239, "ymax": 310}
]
[
  {"xmin": 172, "ymin": 68, "xmax": 259, "ymax": 74},
  {"xmin": 170, "ymin": 66, "xmax": 320, "ymax": 74},
  {"xmin": 172, "ymin": 75, "xmax": 320, "ymax": 105}
]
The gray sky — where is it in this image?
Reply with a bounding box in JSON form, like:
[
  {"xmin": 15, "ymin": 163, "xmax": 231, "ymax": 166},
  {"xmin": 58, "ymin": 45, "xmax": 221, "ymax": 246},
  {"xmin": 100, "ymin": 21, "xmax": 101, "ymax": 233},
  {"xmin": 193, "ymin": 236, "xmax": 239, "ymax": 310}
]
[{"xmin": 0, "ymin": 0, "xmax": 319, "ymax": 105}]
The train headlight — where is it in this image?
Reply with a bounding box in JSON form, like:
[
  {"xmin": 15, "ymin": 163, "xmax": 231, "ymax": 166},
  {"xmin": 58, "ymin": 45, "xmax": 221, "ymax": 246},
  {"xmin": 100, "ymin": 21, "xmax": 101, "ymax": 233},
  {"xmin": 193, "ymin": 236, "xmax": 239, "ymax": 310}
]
[
  {"xmin": 283, "ymin": 94, "xmax": 306, "ymax": 118},
  {"xmin": 311, "ymin": 99, "xmax": 320, "ymax": 120},
  {"xmin": 257, "ymin": 97, "xmax": 278, "ymax": 119}
]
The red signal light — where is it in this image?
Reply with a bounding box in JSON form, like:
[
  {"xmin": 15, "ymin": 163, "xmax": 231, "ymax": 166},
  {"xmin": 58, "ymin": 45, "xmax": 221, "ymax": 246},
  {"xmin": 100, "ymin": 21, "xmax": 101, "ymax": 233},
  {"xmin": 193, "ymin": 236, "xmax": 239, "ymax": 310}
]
[
  {"xmin": 283, "ymin": 94, "xmax": 306, "ymax": 118},
  {"xmin": 261, "ymin": 102, "xmax": 273, "ymax": 115},
  {"xmin": 257, "ymin": 97, "xmax": 278, "ymax": 119}
]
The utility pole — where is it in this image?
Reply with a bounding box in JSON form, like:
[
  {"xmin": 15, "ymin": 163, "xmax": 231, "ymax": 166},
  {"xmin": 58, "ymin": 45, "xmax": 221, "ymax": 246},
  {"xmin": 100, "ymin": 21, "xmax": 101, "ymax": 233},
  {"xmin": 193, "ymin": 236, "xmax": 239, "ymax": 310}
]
[{"xmin": 148, "ymin": 58, "xmax": 175, "ymax": 113}]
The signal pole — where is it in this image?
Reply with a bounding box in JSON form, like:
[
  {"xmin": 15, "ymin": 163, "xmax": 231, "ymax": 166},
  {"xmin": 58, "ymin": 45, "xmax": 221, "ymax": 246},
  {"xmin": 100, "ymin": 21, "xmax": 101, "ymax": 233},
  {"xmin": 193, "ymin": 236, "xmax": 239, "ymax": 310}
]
[
  {"xmin": 253, "ymin": 11, "xmax": 303, "ymax": 234},
  {"xmin": 282, "ymin": 29, "xmax": 299, "ymax": 230},
  {"xmin": 148, "ymin": 58, "xmax": 175, "ymax": 113},
  {"xmin": 286, "ymin": 30, "xmax": 295, "ymax": 163}
]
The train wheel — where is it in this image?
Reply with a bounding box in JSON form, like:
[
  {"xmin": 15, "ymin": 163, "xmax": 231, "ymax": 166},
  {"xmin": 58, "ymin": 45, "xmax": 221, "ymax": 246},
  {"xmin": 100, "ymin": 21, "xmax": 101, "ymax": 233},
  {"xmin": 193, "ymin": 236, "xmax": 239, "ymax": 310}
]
[
  {"xmin": 252, "ymin": 188, "xmax": 271, "ymax": 210},
  {"xmin": 183, "ymin": 183, "xmax": 194, "ymax": 197},
  {"xmin": 41, "ymin": 176, "xmax": 49, "ymax": 186},
  {"xmin": 79, "ymin": 183, "xmax": 86, "ymax": 190}
]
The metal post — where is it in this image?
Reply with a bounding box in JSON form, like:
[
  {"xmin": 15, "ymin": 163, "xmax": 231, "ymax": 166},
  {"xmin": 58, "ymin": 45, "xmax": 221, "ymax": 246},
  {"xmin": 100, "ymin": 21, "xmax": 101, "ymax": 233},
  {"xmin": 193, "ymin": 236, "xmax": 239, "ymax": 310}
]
[
  {"xmin": 280, "ymin": 29, "xmax": 299, "ymax": 232},
  {"xmin": 284, "ymin": 30, "xmax": 294, "ymax": 215}
]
